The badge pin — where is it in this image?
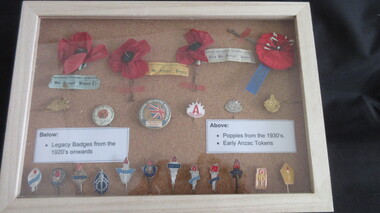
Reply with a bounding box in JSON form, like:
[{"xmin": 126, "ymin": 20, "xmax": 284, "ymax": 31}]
[
  {"xmin": 255, "ymin": 168, "xmax": 268, "ymax": 191},
  {"xmin": 139, "ymin": 99, "xmax": 171, "ymax": 129},
  {"xmin": 27, "ymin": 168, "xmax": 42, "ymax": 193},
  {"xmin": 92, "ymin": 105, "xmax": 115, "ymax": 126},
  {"xmin": 186, "ymin": 102, "xmax": 205, "ymax": 118},
  {"xmin": 51, "ymin": 168, "xmax": 65, "ymax": 195},
  {"xmin": 189, "ymin": 165, "xmax": 200, "ymax": 192},
  {"xmin": 280, "ymin": 163, "xmax": 294, "ymax": 193},
  {"xmin": 167, "ymin": 156, "xmax": 181, "ymax": 193},
  {"xmin": 93, "ymin": 169, "xmax": 109, "ymax": 195},
  {"xmin": 116, "ymin": 157, "xmax": 136, "ymax": 194},
  {"xmin": 264, "ymin": 94, "xmax": 280, "ymax": 113},
  {"xmin": 225, "ymin": 100, "xmax": 242, "ymax": 118},
  {"xmin": 230, "ymin": 159, "xmax": 243, "ymax": 194},
  {"xmin": 71, "ymin": 164, "xmax": 88, "ymax": 194},
  {"xmin": 142, "ymin": 160, "xmax": 158, "ymax": 194},
  {"xmin": 209, "ymin": 164, "xmax": 220, "ymax": 192}
]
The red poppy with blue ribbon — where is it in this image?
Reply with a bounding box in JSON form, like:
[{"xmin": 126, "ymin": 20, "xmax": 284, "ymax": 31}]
[{"xmin": 246, "ymin": 32, "xmax": 295, "ymax": 94}]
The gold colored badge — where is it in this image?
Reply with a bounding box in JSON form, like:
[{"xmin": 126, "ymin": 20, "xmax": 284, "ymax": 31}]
[
  {"xmin": 280, "ymin": 163, "xmax": 294, "ymax": 193},
  {"xmin": 46, "ymin": 98, "xmax": 70, "ymax": 112},
  {"xmin": 264, "ymin": 94, "xmax": 280, "ymax": 113}
]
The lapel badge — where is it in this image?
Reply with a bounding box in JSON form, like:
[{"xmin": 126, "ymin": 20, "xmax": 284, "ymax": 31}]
[
  {"xmin": 71, "ymin": 164, "xmax": 88, "ymax": 194},
  {"xmin": 230, "ymin": 159, "xmax": 243, "ymax": 194},
  {"xmin": 142, "ymin": 160, "xmax": 158, "ymax": 194},
  {"xmin": 189, "ymin": 165, "xmax": 200, "ymax": 192},
  {"xmin": 255, "ymin": 168, "xmax": 268, "ymax": 191},
  {"xmin": 139, "ymin": 99, "xmax": 171, "ymax": 129},
  {"xmin": 116, "ymin": 157, "xmax": 136, "ymax": 194},
  {"xmin": 51, "ymin": 168, "xmax": 66, "ymax": 195},
  {"xmin": 93, "ymin": 169, "xmax": 109, "ymax": 195},
  {"xmin": 187, "ymin": 102, "xmax": 205, "ymax": 118},
  {"xmin": 264, "ymin": 94, "xmax": 280, "ymax": 113},
  {"xmin": 27, "ymin": 168, "xmax": 42, "ymax": 193},
  {"xmin": 167, "ymin": 156, "xmax": 181, "ymax": 193},
  {"xmin": 280, "ymin": 163, "xmax": 294, "ymax": 193},
  {"xmin": 209, "ymin": 164, "xmax": 220, "ymax": 192},
  {"xmin": 92, "ymin": 105, "xmax": 115, "ymax": 126}
]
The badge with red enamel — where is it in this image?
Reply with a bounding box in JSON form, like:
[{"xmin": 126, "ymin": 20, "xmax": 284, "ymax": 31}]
[
  {"xmin": 27, "ymin": 168, "xmax": 41, "ymax": 193},
  {"xmin": 51, "ymin": 168, "xmax": 65, "ymax": 194}
]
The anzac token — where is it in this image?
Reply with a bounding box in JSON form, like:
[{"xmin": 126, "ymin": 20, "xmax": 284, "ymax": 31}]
[
  {"xmin": 139, "ymin": 99, "xmax": 171, "ymax": 129},
  {"xmin": 92, "ymin": 105, "xmax": 114, "ymax": 126}
]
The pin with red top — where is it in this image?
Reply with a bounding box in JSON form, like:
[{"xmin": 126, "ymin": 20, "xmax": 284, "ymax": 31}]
[
  {"xmin": 167, "ymin": 156, "xmax": 181, "ymax": 193},
  {"xmin": 189, "ymin": 165, "xmax": 200, "ymax": 193},
  {"xmin": 208, "ymin": 164, "xmax": 220, "ymax": 192},
  {"xmin": 51, "ymin": 168, "xmax": 66, "ymax": 195},
  {"xmin": 142, "ymin": 160, "xmax": 158, "ymax": 194},
  {"xmin": 116, "ymin": 157, "xmax": 136, "ymax": 194},
  {"xmin": 230, "ymin": 159, "xmax": 243, "ymax": 194},
  {"xmin": 27, "ymin": 168, "xmax": 42, "ymax": 195},
  {"xmin": 71, "ymin": 164, "xmax": 88, "ymax": 194}
]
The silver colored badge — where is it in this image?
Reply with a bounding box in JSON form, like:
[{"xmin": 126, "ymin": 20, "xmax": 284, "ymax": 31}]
[
  {"xmin": 138, "ymin": 99, "xmax": 171, "ymax": 129},
  {"xmin": 93, "ymin": 169, "xmax": 109, "ymax": 195},
  {"xmin": 71, "ymin": 164, "xmax": 88, "ymax": 194},
  {"xmin": 189, "ymin": 165, "xmax": 200, "ymax": 192},
  {"xmin": 51, "ymin": 168, "xmax": 65, "ymax": 195},
  {"xmin": 27, "ymin": 168, "xmax": 42, "ymax": 193},
  {"xmin": 225, "ymin": 100, "xmax": 243, "ymax": 113},
  {"xmin": 92, "ymin": 105, "xmax": 114, "ymax": 126},
  {"xmin": 167, "ymin": 156, "xmax": 181, "ymax": 193},
  {"xmin": 116, "ymin": 157, "xmax": 136, "ymax": 194},
  {"xmin": 186, "ymin": 102, "xmax": 205, "ymax": 118}
]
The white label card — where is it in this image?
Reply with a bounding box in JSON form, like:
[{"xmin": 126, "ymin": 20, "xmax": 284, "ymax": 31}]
[
  {"xmin": 205, "ymin": 48, "xmax": 255, "ymax": 63},
  {"xmin": 34, "ymin": 128, "xmax": 129, "ymax": 163},
  {"xmin": 206, "ymin": 119, "xmax": 296, "ymax": 153}
]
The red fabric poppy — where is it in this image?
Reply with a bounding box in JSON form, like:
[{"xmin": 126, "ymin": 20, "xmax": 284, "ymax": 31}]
[
  {"xmin": 176, "ymin": 29, "xmax": 214, "ymax": 65},
  {"xmin": 58, "ymin": 32, "xmax": 108, "ymax": 75},
  {"xmin": 108, "ymin": 39, "xmax": 151, "ymax": 80},
  {"xmin": 256, "ymin": 32, "xmax": 295, "ymax": 70}
]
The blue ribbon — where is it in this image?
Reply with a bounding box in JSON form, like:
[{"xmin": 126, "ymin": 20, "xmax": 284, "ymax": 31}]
[
  {"xmin": 246, "ymin": 63, "xmax": 271, "ymax": 94},
  {"xmin": 208, "ymin": 176, "xmax": 221, "ymax": 184},
  {"xmin": 188, "ymin": 175, "xmax": 201, "ymax": 184}
]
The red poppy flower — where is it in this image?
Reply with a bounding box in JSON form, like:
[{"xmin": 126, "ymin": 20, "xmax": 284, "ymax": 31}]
[
  {"xmin": 58, "ymin": 32, "xmax": 108, "ymax": 75},
  {"xmin": 256, "ymin": 32, "xmax": 295, "ymax": 70},
  {"xmin": 176, "ymin": 29, "xmax": 214, "ymax": 65},
  {"xmin": 108, "ymin": 39, "xmax": 151, "ymax": 79}
]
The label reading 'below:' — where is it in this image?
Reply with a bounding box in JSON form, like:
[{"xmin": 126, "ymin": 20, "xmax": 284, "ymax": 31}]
[
  {"xmin": 206, "ymin": 119, "xmax": 296, "ymax": 153},
  {"xmin": 34, "ymin": 128, "xmax": 129, "ymax": 163}
]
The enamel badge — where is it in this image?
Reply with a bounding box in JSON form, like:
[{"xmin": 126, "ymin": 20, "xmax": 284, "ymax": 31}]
[
  {"xmin": 92, "ymin": 105, "xmax": 114, "ymax": 126},
  {"xmin": 71, "ymin": 164, "xmax": 88, "ymax": 194},
  {"xmin": 225, "ymin": 100, "xmax": 243, "ymax": 113},
  {"xmin": 139, "ymin": 99, "xmax": 171, "ymax": 129},
  {"xmin": 209, "ymin": 164, "xmax": 220, "ymax": 192},
  {"xmin": 116, "ymin": 157, "xmax": 136, "ymax": 193},
  {"xmin": 189, "ymin": 165, "xmax": 200, "ymax": 192},
  {"xmin": 51, "ymin": 168, "xmax": 65, "ymax": 195},
  {"xmin": 230, "ymin": 159, "xmax": 243, "ymax": 194},
  {"xmin": 142, "ymin": 160, "xmax": 158, "ymax": 194},
  {"xmin": 264, "ymin": 94, "xmax": 280, "ymax": 113},
  {"xmin": 186, "ymin": 102, "xmax": 205, "ymax": 118},
  {"xmin": 280, "ymin": 163, "xmax": 294, "ymax": 193},
  {"xmin": 27, "ymin": 168, "xmax": 41, "ymax": 193},
  {"xmin": 93, "ymin": 169, "xmax": 109, "ymax": 195},
  {"xmin": 167, "ymin": 156, "xmax": 181, "ymax": 192}
]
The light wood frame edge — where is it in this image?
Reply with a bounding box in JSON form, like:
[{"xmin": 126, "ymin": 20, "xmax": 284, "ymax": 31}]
[{"xmin": 0, "ymin": 1, "xmax": 333, "ymax": 212}]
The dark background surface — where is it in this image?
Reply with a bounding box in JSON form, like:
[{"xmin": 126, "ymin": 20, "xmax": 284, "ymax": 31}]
[{"xmin": 1, "ymin": 0, "xmax": 379, "ymax": 212}]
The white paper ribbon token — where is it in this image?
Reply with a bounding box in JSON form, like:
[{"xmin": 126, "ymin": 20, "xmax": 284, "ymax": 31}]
[{"xmin": 92, "ymin": 105, "xmax": 114, "ymax": 126}]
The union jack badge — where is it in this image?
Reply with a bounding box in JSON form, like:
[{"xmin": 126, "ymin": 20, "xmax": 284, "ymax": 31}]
[
  {"xmin": 27, "ymin": 168, "xmax": 41, "ymax": 192},
  {"xmin": 139, "ymin": 99, "xmax": 171, "ymax": 129},
  {"xmin": 93, "ymin": 169, "xmax": 109, "ymax": 195}
]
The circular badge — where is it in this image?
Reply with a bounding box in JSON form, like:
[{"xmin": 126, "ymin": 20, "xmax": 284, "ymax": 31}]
[
  {"xmin": 92, "ymin": 105, "xmax": 114, "ymax": 126},
  {"xmin": 139, "ymin": 99, "xmax": 171, "ymax": 129}
]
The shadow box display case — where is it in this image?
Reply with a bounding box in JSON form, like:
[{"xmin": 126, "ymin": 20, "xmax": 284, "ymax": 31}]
[{"xmin": 0, "ymin": 1, "xmax": 333, "ymax": 212}]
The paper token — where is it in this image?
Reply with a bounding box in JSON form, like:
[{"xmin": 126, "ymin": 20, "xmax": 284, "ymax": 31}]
[
  {"xmin": 92, "ymin": 105, "xmax": 114, "ymax": 126},
  {"xmin": 186, "ymin": 102, "xmax": 205, "ymax": 118},
  {"xmin": 27, "ymin": 168, "xmax": 42, "ymax": 192},
  {"xmin": 139, "ymin": 99, "xmax": 171, "ymax": 129},
  {"xmin": 93, "ymin": 170, "xmax": 109, "ymax": 195}
]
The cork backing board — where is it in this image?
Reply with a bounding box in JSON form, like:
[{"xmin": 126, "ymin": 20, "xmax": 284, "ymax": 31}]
[{"xmin": 20, "ymin": 18, "xmax": 311, "ymax": 197}]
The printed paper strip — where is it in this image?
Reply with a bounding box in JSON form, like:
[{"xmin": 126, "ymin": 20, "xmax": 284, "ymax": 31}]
[
  {"xmin": 147, "ymin": 62, "xmax": 189, "ymax": 76},
  {"xmin": 205, "ymin": 48, "xmax": 255, "ymax": 63},
  {"xmin": 49, "ymin": 75, "xmax": 100, "ymax": 90}
]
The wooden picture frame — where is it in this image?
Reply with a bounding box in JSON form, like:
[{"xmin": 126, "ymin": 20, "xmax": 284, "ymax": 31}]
[{"xmin": 0, "ymin": 1, "xmax": 333, "ymax": 212}]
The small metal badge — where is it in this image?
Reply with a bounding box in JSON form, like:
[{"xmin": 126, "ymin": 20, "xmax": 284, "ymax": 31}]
[
  {"xmin": 209, "ymin": 164, "xmax": 220, "ymax": 192},
  {"xmin": 71, "ymin": 164, "xmax": 88, "ymax": 194},
  {"xmin": 189, "ymin": 165, "xmax": 200, "ymax": 192},
  {"xmin": 186, "ymin": 102, "xmax": 205, "ymax": 118},
  {"xmin": 139, "ymin": 99, "xmax": 171, "ymax": 129},
  {"xmin": 230, "ymin": 159, "xmax": 243, "ymax": 194},
  {"xmin": 116, "ymin": 157, "xmax": 136, "ymax": 193},
  {"xmin": 225, "ymin": 100, "xmax": 243, "ymax": 113},
  {"xmin": 280, "ymin": 163, "xmax": 294, "ymax": 193},
  {"xmin": 93, "ymin": 169, "xmax": 109, "ymax": 195},
  {"xmin": 27, "ymin": 168, "xmax": 42, "ymax": 193},
  {"xmin": 51, "ymin": 168, "xmax": 65, "ymax": 195},
  {"xmin": 46, "ymin": 98, "xmax": 70, "ymax": 111},
  {"xmin": 142, "ymin": 160, "xmax": 158, "ymax": 194},
  {"xmin": 264, "ymin": 94, "xmax": 280, "ymax": 113},
  {"xmin": 92, "ymin": 105, "xmax": 114, "ymax": 126},
  {"xmin": 255, "ymin": 168, "xmax": 268, "ymax": 191},
  {"xmin": 167, "ymin": 156, "xmax": 181, "ymax": 192}
]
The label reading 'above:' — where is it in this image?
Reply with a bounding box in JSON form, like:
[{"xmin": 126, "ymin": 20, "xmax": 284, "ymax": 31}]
[
  {"xmin": 206, "ymin": 119, "xmax": 296, "ymax": 153},
  {"xmin": 34, "ymin": 128, "xmax": 129, "ymax": 163}
]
